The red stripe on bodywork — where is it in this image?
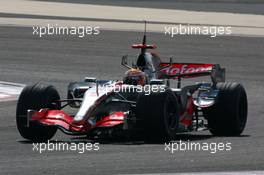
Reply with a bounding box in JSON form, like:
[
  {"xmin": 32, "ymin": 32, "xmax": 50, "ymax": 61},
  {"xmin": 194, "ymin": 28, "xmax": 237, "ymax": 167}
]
[{"xmin": 95, "ymin": 111, "xmax": 124, "ymax": 127}]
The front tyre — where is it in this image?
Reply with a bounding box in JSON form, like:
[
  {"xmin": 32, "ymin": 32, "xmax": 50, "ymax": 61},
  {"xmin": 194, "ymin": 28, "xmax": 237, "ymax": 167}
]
[
  {"xmin": 16, "ymin": 83, "xmax": 60, "ymax": 142},
  {"xmin": 204, "ymin": 82, "xmax": 248, "ymax": 136},
  {"xmin": 136, "ymin": 89, "xmax": 179, "ymax": 142}
]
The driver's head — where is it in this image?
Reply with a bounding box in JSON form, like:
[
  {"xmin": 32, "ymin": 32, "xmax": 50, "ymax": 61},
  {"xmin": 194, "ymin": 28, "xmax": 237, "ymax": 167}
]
[{"xmin": 123, "ymin": 68, "xmax": 146, "ymax": 86}]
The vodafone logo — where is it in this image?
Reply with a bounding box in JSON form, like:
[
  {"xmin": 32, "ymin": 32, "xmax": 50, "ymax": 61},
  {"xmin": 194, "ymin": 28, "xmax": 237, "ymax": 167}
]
[{"xmin": 161, "ymin": 64, "xmax": 212, "ymax": 75}]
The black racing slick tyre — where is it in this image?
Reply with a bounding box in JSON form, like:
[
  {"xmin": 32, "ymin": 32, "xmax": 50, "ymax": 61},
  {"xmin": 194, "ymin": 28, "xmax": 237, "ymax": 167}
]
[
  {"xmin": 16, "ymin": 83, "xmax": 60, "ymax": 142},
  {"xmin": 204, "ymin": 82, "xmax": 248, "ymax": 136},
  {"xmin": 136, "ymin": 89, "xmax": 179, "ymax": 142}
]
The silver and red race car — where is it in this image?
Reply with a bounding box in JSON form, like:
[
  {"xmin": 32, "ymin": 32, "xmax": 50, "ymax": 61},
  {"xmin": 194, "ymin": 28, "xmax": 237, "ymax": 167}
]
[{"xmin": 16, "ymin": 30, "xmax": 248, "ymax": 142}]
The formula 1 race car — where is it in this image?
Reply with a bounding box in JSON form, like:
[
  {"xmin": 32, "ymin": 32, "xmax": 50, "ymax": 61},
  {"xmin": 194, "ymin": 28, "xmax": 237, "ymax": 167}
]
[{"xmin": 16, "ymin": 25, "xmax": 248, "ymax": 142}]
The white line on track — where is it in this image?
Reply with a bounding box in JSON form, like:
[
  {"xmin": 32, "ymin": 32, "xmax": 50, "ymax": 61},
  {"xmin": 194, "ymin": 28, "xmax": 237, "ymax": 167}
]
[
  {"xmin": 0, "ymin": 81, "xmax": 25, "ymax": 102},
  {"xmin": 120, "ymin": 170, "xmax": 264, "ymax": 175}
]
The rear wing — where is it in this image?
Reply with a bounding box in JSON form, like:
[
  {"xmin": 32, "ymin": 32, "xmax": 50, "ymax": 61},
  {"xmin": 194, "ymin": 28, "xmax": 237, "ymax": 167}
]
[{"xmin": 158, "ymin": 62, "xmax": 225, "ymax": 84}]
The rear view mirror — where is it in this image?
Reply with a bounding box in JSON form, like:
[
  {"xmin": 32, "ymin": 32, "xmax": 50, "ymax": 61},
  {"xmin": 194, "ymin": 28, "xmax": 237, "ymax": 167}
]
[{"xmin": 121, "ymin": 55, "xmax": 132, "ymax": 69}]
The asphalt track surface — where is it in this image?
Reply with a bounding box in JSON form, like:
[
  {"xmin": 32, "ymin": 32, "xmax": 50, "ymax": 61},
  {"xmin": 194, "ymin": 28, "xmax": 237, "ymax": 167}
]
[{"xmin": 0, "ymin": 26, "xmax": 264, "ymax": 174}]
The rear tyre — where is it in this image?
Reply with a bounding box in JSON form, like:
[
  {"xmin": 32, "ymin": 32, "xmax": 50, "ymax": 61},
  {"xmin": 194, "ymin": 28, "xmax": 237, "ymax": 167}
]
[
  {"xmin": 16, "ymin": 83, "xmax": 60, "ymax": 142},
  {"xmin": 136, "ymin": 89, "xmax": 179, "ymax": 142},
  {"xmin": 204, "ymin": 82, "xmax": 248, "ymax": 136}
]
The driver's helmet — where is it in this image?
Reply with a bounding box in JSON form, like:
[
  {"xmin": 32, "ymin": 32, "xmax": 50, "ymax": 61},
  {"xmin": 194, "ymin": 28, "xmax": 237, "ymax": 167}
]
[{"xmin": 123, "ymin": 68, "xmax": 146, "ymax": 86}]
